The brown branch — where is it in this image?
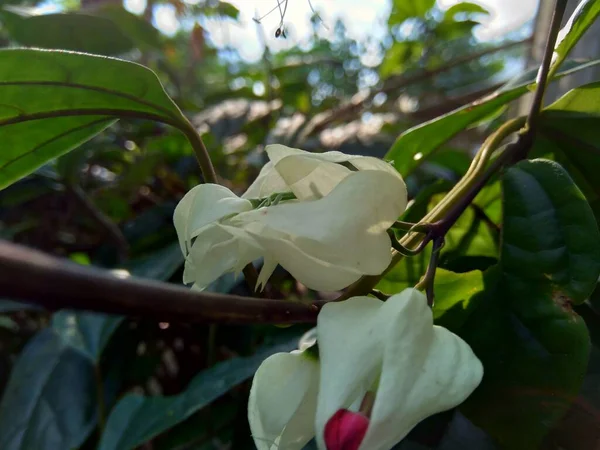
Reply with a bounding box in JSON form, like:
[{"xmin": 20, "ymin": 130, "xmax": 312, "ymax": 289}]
[
  {"xmin": 296, "ymin": 37, "xmax": 532, "ymax": 141},
  {"xmin": 0, "ymin": 240, "xmax": 322, "ymax": 324}
]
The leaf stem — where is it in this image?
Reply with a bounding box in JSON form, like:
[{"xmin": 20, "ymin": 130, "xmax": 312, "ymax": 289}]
[{"xmin": 181, "ymin": 118, "xmax": 218, "ymax": 184}]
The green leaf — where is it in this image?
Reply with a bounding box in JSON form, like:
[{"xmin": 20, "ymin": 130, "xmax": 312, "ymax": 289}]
[
  {"xmin": 550, "ymin": 0, "xmax": 600, "ymax": 77},
  {"xmin": 432, "ymin": 268, "xmax": 485, "ymax": 331},
  {"xmin": 536, "ymin": 81, "xmax": 600, "ymax": 219},
  {"xmin": 0, "ymin": 328, "xmax": 97, "ymax": 450},
  {"xmin": 0, "ymin": 11, "xmax": 134, "ymax": 55},
  {"xmin": 380, "ymin": 41, "xmax": 423, "ymax": 78},
  {"xmin": 98, "ymin": 336, "xmax": 299, "ymax": 450},
  {"xmin": 385, "ymin": 59, "xmax": 600, "ymax": 176},
  {"xmin": 124, "ymin": 242, "xmax": 183, "ymax": 281},
  {"xmin": 52, "ymin": 312, "xmax": 123, "ymax": 361},
  {"xmin": 96, "ymin": 6, "xmax": 162, "ymax": 51},
  {"xmin": 461, "ymin": 159, "xmax": 600, "ymax": 449},
  {"xmin": 0, "ymin": 49, "xmax": 189, "ymax": 190},
  {"xmin": 442, "ymin": 2, "xmax": 489, "ymax": 20},
  {"xmin": 377, "ymin": 180, "xmax": 498, "ymax": 294},
  {"xmin": 502, "ymin": 159, "xmax": 600, "ymax": 302},
  {"xmin": 388, "ymin": 0, "xmax": 435, "ymax": 25}
]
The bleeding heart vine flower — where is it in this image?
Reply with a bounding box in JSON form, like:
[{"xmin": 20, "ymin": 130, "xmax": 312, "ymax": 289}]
[
  {"xmin": 174, "ymin": 145, "xmax": 407, "ymax": 291},
  {"xmin": 247, "ymin": 289, "xmax": 484, "ymax": 450}
]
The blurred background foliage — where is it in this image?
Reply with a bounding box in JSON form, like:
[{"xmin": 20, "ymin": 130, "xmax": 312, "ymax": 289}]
[{"xmin": 1, "ymin": 0, "xmax": 585, "ymax": 449}]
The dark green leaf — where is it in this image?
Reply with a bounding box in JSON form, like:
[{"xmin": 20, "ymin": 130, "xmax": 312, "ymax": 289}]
[
  {"xmin": 96, "ymin": 6, "xmax": 162, "ymax": 50},
  {"xmin": 385, "ymin": 59, "xmax": 600, "ymax": 176},
  {"xmin": 98, "ymin": 336, "xmax": 299, "ymax": 450},
  {"xmin": 502, "ymin": 159, "xmax": 600, "ymax": 302},
  {"xmin": 124, "ymin": 242, "xmax": 183, "ymax": 281},
  {"xmin": 0, "ymin": 11, "xmax": 134, "ymax": 55},
  {"xmin": 536, "ymin": 81, "xmax": 600, "ymax": 219},
  {"xmin": 550, "ymin": 0, "xmax": 600, "ymax": 76},
  {"xmin": 0, "ymin": 328, "xmax": 97, "ymax": 450},
  {"xmin": 0, "ymin": 299, "xmax": 40, "ymax": 312},
  {"xmin": 0, "ymin": 49, "xmax": 188, "ymax": 190},
  {"xmin": 461, "ymin": 159, "xmax": 600, "ymax": 449},
  {"xmin": 52, "ymin": 312, "xmax": 123, "ymax": 361}
]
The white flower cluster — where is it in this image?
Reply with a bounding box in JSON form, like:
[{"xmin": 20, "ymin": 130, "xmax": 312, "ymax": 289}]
[{"xmin": 174, "ymin": 145, "xmax": 483, "ymax": 450}]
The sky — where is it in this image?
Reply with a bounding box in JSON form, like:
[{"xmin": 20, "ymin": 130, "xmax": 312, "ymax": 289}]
[{"xmin": 137, "ymin": 0, "xmax": 540, "ymax": 62}]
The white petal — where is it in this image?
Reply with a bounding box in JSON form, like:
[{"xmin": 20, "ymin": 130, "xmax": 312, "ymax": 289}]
[
  {"xmin": 315, "ymin": 296, "xmax": 385, "ymax": 449},
  {"xmin": 315, "ymin": 289, "xmax": 483, "ymax": 450},
  {"xmin": 248, "ymin": 351, "xmax": 319, "ymax": 450},
  {"xmin": 275, "ymin": 155, "xmax": 353, "ymax": 201},
  {"xmin": 184, "ymin": 224, "xmax": 261, "ymax": 289},
  {"xmin": 242, "ymin": 145, "xmax": 306, "ymax": 199},
  {"xmin": 242, "ymin": 161, "xmax": 290, "ymax": 199},
  {"xmin": 174, "ymin": 184, "xmax": 252, "ymax": 254},
  {"xmin": 265, "ymin": 144, "xmax": 307, "ymax": 165},
  {"xmin": 274, "ymin": 149, "xmax": 405, "ymax": 202},
  {"xmin": 243, "ymin": 145, "xmax": 407, "ymax": 202},
  {"xmin": 250, "ymin": 232, "xmax": 363, "ymax": 291},
  {"xmin": 232, "ymin": 170, "xmax": 406, "ymax": 290}
]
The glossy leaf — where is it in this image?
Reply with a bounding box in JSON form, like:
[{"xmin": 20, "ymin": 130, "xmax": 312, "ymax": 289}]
[
  {"xmin": 550, "ymin": 0, "xmax": 600, "ymax": 76},
  {"xmin": 0, "ymin": 11, "xmax": 134, "ymax": 55},
  {"xmin": 0, "ymin": 49, "xmax": 188, "ymax": 190},
  {"xmin": 432, "ymin": 268, "xmax": 485, "ymax": 331},
  {"xmin": 385, "ymin": 59, "xmax": 600, "ymax": 176},
  {"xmin": 98, "ymin": 336, "xmax": 299, "ymax": 450},
  {"xmin": 535, "ymin": 81, "xmax": 600, "ymax": 219},
  {"xmin": 461, "ymin": 159, "xmax": 600, "ymax": 449},
  {"xmin": 0, "ymin": 328, "xmax": 97, "ymax": 450}
]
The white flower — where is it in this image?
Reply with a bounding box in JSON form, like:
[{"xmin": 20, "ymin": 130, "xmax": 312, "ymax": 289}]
[
  {"xmin": 174, "ymin": 145, "xmax": 407, "ymax": 291},
  {"xmin": 315, "ymin": 289, "xmax": 483, "ymax": 450},
  {"xmin": 247, "ymin": 289, "xmax": 484, "ymax": 450},
  {"xmin": 248, "ymin": 350, "xmax": 320, "ymax": 450}
]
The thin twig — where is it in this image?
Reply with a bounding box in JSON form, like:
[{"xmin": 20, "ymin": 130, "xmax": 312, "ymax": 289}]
[
  {"xmin": 67, "ymin": 184, "xmax": 129, "ymax": 261},
  {"xmin": 0, "ymin": 240, "xmax": 323, "ymax": 324},
  {"xmin": 525, "ymin": 0, "xmax": 568, "ymax": 137}
]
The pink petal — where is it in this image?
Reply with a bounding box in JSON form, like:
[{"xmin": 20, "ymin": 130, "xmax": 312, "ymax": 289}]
[{"xmin": 323, "ymin": 409, "xmax": 369, "ymax": 450}]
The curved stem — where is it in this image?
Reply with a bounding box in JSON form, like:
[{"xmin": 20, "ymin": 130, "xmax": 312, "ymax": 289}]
[
  {"xmin": 181, "ymin": 118, "xmax": 218, "ymax": 183},
  {"xmin": 337, "ymin": 116, "xmax": 528, "ymax": 300}
]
